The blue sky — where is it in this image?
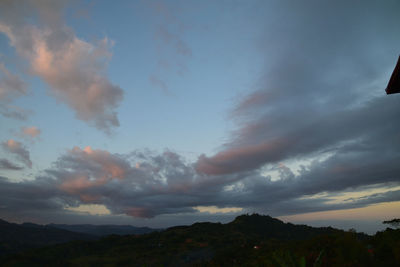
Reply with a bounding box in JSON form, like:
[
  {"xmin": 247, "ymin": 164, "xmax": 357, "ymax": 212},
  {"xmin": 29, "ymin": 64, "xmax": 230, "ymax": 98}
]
[{"xmin": 0, "ymin": 0, "xmax": 399, "ymax": 234}]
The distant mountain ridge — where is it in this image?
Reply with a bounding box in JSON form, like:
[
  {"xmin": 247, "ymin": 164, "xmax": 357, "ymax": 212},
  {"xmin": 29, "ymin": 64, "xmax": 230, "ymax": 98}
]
[
  {"xmin": 1, "ymin": 214, "xmax": 399, "ymax": 266},
  {"xmin": 48, "ymin": 223, "xmax": 159, "ymax": 236},
  {"xmin": 3, "ymin": 214, "xmax": 392, "ymax": 266},
  {"xmin": 0, "ymin": 218, "xmax": 160, "ymax": 256},
  {"xmin": 0, "ymin": 219, "xmax": 96, "ymax": 256},
  {"xmin": 166, "ymin": 213, "xmax": 349, "ymax": 242},
  {"xmin": 227, "ymin": 214, "xmax": 341, "ymax": 239}
]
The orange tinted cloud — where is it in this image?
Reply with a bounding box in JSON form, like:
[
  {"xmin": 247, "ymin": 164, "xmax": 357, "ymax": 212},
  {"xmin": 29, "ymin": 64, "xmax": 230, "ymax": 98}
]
[
  {"xmin": 59, "ymin": 174, "xmax": 106, "ymax": 194},
  {"xmin": 126, "ymin": 207, "xmax": 155, "ymax": 218},
  {"xmin": 196, "ymin": 139, "xmax": 289, "ymax": 175},
  {"xmin": 74, "ymin": 146, "xmax": 127, "ymax": 179},
  {"xmin": 21, "ymin": 126, "xmax": 41, "ymax": 138},
  {"xmin": 59, "ymin": 146, "xmax": 129, "ymax": 195}
]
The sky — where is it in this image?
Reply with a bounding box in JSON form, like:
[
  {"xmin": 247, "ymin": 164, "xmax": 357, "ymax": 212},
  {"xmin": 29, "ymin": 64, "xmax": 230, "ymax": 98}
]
[{"xmin": 0, "ymin": 0, "xmax": 399, "ymax": 235}]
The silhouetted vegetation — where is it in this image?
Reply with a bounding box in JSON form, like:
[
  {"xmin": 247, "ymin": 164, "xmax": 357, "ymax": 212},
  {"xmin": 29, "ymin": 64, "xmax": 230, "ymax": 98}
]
[
  {"xmin": 0, "ymin": 219, "xmax": 96, "ymax": 256},
  {"xmin": 383, "ymin": 218, "xmax": 400, "ymax": 229},
  {"xmin": 49, "ymin": 223, "xmax": 159, "ymax": 236},
  {"xmin": 1, "ymin": 214, "xmax": 399, "ymax": 266}
]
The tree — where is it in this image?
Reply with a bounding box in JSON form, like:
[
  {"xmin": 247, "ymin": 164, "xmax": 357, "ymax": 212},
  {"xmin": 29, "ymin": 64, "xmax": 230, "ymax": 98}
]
[{"xmin": 383, "ymin": 219, "xmax": 400, "ymax": 229}]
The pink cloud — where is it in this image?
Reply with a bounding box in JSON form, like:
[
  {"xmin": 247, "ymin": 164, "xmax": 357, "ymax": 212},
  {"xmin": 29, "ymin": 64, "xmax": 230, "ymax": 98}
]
[
  {"xmin": 21, "ymin": 126, "xmax": 41, "ymax": 138},
  {"xmin": 196, "ymin": 139, "xmax": 290, "ymax": 175},
  {"xmin": 79, "ymin": 194, "xmax": 101, "ymax": 203},
  {"xmin": 126, "ymin": 207, "xmax": 155, "ymax": 218},
  {"xmin": 72, "ymin": 146, "xmax": 127, "ymax": 179},
  {"xmin": 0, "ymin": 3, "xmax": 123, "ymax": 133},
  {"xmin": 59, "ymin": 174, "xmax": 103, "ymax": 203},
  {"xmin": 29, "ymin": 33, "xmax": 123, "ymax": 132},
  {"xmin": 60, "ymin": 175, "xmax": 99, "ymax": 194},
  {"xmin": 58, "ymin": 147, "xmax": 132, "ymax": 201}
]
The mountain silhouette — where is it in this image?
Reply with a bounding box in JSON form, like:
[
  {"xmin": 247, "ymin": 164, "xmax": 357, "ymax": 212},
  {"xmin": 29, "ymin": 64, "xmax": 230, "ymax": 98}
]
[
  {"xmin": 48, "ymin": 223, "xmax": 159, "ymax": 236},
  {"xmin": 1, "ymin": 214, "xmax": 399, "ymax": 266},
  {"xmin": 0, "ymin": 219, "xmax": 96, "ymax": 256}
]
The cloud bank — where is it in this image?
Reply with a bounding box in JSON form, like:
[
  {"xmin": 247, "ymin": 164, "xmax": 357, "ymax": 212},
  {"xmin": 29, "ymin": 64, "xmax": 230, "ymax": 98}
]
[{"xmin": 0, "ymin": 141, "xmax": 399, "ymax": 222}]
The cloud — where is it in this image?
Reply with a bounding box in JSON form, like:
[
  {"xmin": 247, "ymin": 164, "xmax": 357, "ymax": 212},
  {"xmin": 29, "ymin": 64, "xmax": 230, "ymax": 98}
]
[
  {"xmin": 149, "ymin": 74, "xmax": 169, "ymax": 94},
  {"xmin": 148, "ymin": 1, "xmax": 192, "ymax": 92},
  {"xmin": 55, "ymin": 146, "xmax": 130, "ymax": 196},
  {"xmin": 194, "ymin": 206, "xmax": 243, "ymax": 214},
  {"xmin": 196, "ymin": 96, "xmax": 400, "ymax": 175},
  {"xmin": 21, "ymin": 126, "xmax": 41, "ymax": 139},
  {"xmin": 0, "ymin": 104, "xmax": 30, "ymax": 120},
  {"xmin": 196, "ymin": 0, "xmax": 400, "ymax": 175},
  {"xmin": 1, "ymin": 139, "xmax": 32, "ymax": 168},
  {"xmin": 49, "ymin": 147, "xmax": 200, "ymax": 217},
  {"xmin": 0, "ymin": 142, "xmax": 399, "ymax": 222},
  {"xmin": 0, "ymin": 62, "xmax": 29, "ymax": 120},
  {"xmin": 155, "ymin": 25, "xmax": 192, "ymax": 57},
  {"xmin": 0, "ymin": 63, "xmax": 27, "ymax": 101},
  {"xmin": 0, "ymin": 158, "xmax": 23, "ymax": 170},
  {"xmin": 0, "ymin": 0, "xmax": 123, "ymax": 133},
  {"xmin": 65, "ymin": 204, "xmax": 111, "ymax": 216}
]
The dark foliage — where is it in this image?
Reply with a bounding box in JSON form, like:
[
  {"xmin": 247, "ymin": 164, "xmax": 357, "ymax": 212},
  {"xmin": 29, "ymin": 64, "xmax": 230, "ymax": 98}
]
[
  {"xmin": 383, "ymin": 219, "xmax": 400, "ymax": 229},
  {"xmin": 386, "ymin": 56, "xmax": 400, "ymax": 94},
  {"xmin": 0, "ymin": 219, "xmax": 96, "ymax": 256},
  {"xmin": 1, "ymin": 214, "xmax": 399, "ymax": 266},
  {"xmin": 48, "ymin": 223, "xmax": 159, "ymax": 236}
]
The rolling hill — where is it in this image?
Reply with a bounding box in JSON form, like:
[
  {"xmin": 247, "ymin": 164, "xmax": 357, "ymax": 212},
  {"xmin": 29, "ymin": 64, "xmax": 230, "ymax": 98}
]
[{"xmin": 1, "ymin": 214, "xmax": 399, "ymax": 266}]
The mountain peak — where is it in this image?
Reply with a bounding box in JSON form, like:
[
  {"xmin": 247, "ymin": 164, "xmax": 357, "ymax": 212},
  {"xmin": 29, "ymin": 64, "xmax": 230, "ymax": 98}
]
[{"xmin": 231, "ymin": 213, "xmax": 281, "ymax": 225}]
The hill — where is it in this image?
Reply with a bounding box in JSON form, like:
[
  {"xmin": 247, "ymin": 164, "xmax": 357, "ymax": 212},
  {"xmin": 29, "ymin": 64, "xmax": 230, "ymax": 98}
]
[
  {"xmin": 0, "ymin": 219, "xmax": 96, "ymax": 256},
  {"xmin": 48, "ymin": 223, "xmax": 159, "ymax": 236},
  {"xmin": 2, "ymin": 214, "xmax": 398, "ymax": 266}
]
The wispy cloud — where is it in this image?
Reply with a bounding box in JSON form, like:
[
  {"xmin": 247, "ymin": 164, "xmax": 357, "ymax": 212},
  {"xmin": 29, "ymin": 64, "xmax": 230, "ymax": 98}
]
[
  {"xmin": 149, "ymin": 75, "xmax": 170, "ymax": 95},
  {"xmin": 0, "ymin": 158, "xmax": 23, "ymax": 170},
  {"xmin": 196, "ymin": 0, "xmax": 400, "ymax": 175},
  {"xmin": 1, "ymin": 139, "xmax": 32, "ymax": 168},
  {"xmin": 0, "ymin": 104, "xmax": 30, "ymax": 121},
  {"xmin": 20, "ymin": 126, "xmax": 41, "ymax": 140},
  {"xmin": 148, "ymin": 1, "xmax": 192, "ymax": 92},
  {"xmin": 0, "ymin": 62, "xmax": 29, "ymax": 120},
  {"xmin": 0, "ymin": 63, "xmax": 27, "ymax": 101}
]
